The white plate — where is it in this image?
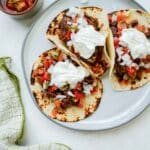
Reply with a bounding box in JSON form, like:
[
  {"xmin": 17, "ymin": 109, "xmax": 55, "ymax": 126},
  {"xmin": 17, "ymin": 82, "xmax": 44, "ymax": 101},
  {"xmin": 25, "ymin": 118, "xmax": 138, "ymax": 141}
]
[{"xmin": 22, "ymin": 0, "xmax": 150, "ymax": 131}]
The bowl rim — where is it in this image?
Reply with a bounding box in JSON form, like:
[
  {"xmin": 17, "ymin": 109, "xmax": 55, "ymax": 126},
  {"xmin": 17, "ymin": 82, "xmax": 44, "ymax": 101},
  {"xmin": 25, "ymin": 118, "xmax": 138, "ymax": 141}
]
[{"xmin": 0, "ymin": 0, "xmax": 38, "ymax": 16}]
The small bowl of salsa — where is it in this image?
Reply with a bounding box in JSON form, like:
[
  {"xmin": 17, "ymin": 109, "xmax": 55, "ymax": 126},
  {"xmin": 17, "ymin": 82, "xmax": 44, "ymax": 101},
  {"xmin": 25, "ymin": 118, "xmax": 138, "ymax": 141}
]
[{"xmin": 0, "ymin": 0, "xmax": 43, "ymax": 18}]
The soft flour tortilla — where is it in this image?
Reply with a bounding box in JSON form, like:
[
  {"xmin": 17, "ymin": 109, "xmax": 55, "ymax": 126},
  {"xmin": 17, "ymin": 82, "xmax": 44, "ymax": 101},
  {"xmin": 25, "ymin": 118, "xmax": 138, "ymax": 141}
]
[
  {"xmin": 31, "ymin": 48, "xmax": 103, "ymax": 122},
  {"xmin": 108, "ymin": 9, "xmax": 150, "ymax": 91},
  {"xmin": 46, "ymin": 7, "xmax": 110, "ymax": 78}
]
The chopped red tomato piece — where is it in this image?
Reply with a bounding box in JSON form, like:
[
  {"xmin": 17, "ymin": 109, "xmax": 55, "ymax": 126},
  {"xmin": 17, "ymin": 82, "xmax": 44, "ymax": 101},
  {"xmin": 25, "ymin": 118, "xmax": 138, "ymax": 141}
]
[
  {"xmin": 114, "ymin": 37, "xmax": 119, "ymax": 48},
  {"xmin": 6, "ymin": 3, "xmax": 16, "ymax": 11},
  {"xmin": 91, "ymin": 87, "xmax": 98, "ymax": 94},
  {"xmin": 75, "ymin": 82, "xmax": 82, "ymax": 91},
  {"xmin": 26, "ymin": 0, "xmax": 35, "ymax": 6},
  {"xmin": 136, "ymin": 25, "xmax": 145, "ymax": 32},
  {"xmin": 48, "ymin": 85, "xmax": 58, "ymax": 93},
  {"xmin": 54, "ymin": 100, "xmax": 62, "ymax": 108},
  {"xmin": 17, "ymin": 1, "xmax": 28, "ymax": 11},
  {"xmin": 92, "ymin": 63, "xmax": 104, "ymax": 74},
  {"xmin": 78, "ymin": 99, "xmax": 83, "ymax": 108},
  {"xmin": 7, "ymin": 0, "xmax": 28, "ymax": 12},
  {"xmin": 122, "ymin": 80, "xmax": 128, "ymax": 84},
  {"xmin": 44, "ymin": 59, "xmax": 53, "ymax": 69},
  {"xmin": 126, "ymin": 67, "xmax": 136, "ymax": 78},
  {"xmin": 65, "ymin": 31, "xmax": 71, "ymax": 41},
  {"xmin": 116, "ymin": 12, "xmax": 127, "ymax": 22},
  {"xmin": 40, "ymin": 72, "xmax": 50, "ymax": 83},
  {"xmin": 32, "ymin": 68, "xmax": 44, "ymax": 77},
  {"xmin": 6, "ymin": 0, "xmax": 35, "ymax": 12},
  {"xmin": 50, "ymin": 108, "xmax": 58, "ymax": 118},
  {"xmin": 38, "ymin": 68, "xmax": 45, "ymax": 75},
  {"xmin": 74, "ymin": 90, "xmax": 85, "ymax": 101}
]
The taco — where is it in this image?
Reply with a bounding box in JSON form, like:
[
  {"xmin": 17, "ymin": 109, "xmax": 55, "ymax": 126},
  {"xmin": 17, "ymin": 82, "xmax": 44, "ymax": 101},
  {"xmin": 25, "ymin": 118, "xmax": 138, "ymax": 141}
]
[
  {"xmin": 108, "ymin": 9, "xmax": 150, "ymax": 90},
  {"xmin": 46, "ymin": 7, "xmax": 110, "ymax": 77},
  {"xmin": 31, "ymin": 48, "xmax": 103, "ymax": 122}
]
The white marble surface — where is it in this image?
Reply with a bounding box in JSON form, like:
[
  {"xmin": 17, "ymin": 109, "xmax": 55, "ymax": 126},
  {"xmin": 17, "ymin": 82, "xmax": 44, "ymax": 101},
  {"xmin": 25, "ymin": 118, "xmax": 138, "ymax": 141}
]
[{"xmin": 0, "ymin": 0, "xmax": 150, "ymax": 150}]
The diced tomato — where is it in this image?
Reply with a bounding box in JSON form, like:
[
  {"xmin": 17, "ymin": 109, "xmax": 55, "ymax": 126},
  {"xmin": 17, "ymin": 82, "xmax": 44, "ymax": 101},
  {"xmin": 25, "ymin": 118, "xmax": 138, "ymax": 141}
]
[
  {"xmin": 74, "ymin": 90, "xmax": 85, "ymax": 101},
  {"xmin": 32, "ymin": 68, "xmax": 45, "ymax": 77},
  {"xmin": 50, "ymin": 108, "xmax": 58, "ymax": 118},
  {"xmin": 117, "ymin": 22, "xmax": 127, "ymax": 31},
  {"xmin": 78, "ymin": 99, "xmax": 83, "ymax": 108},
  {"xmin": 116, "ymin": 12, "xmax": 127, "ymax": 22},
  {"xmin": 91, "ymin": 87, "xmax": 98, "ymax": 94},
  {"xmin": 126, "ymin": 67, "xmax": 136, "ymax": 77},
  {"xmin": 18, "ymin": 1, "xmax": 28, "ymax": 11},
  {"xmin": 54, "ymin": 100, "xmax": 62, "ymax": 108},
  {"xmin": 44, "ymin": 59, "xmax": 53, "ymax": 69},
  {"xmin": 136, "ymin": 25, "xmax": 145, "ymax": 32},
  {"xmin": 37, "ymin": 68, "xmax": 44, "ymax": 75},
  {"xmin": 114, "ymin": 37, "xmax": 119, "ymax": 48},
  {"xmin": 75, "ymin": 82, "xmax": 82, "ymax": 91},
  {"xmin": 48, "ymin": 85, "xmax": 58, "ymax": 93},
  {"xmin": 58, "ymin": 52, "xmax": 64, "ymax": 61},
  {"xmin": 122, "ymin": 79, "xmax": 128, "ymax": 84},
  {"xmin": 65, "ymin": 31, "xmax": 71, "ymax": 41},
  {"xmin": 6, "ymin": 3, "xmax": 16, "ymax": 11},
  {"xmin": 92, "ymin": 63, "xmax": 104, "ymax": 75},
  {"xmin": 26, "ymin": 0, "xmax": 35, "ymax": 6},
  {"xmin": 6, "ymin": 0, "xmax": 35, "ymax": 12},
  {"xmin": 40, "ymin": 72, "xmax": 50, "ymax": 83},
  {"xmin": 108, "ymin": 14, "xmax": 112, "ymax": 23},
  {"xmin": 32, "ymin": 68, "xmax": 44, "ymax": 77}
]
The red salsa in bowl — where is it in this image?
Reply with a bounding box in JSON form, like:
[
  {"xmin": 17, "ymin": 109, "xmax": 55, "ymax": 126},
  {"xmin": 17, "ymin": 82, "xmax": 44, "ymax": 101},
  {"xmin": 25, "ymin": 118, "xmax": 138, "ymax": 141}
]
[
  {"xmin": 0, "ymin": 0, "xmax": 42, "ymax": 18},
  {"xmin": 6, "ymin": 0, "xmax": 35, "ymax": 12}
]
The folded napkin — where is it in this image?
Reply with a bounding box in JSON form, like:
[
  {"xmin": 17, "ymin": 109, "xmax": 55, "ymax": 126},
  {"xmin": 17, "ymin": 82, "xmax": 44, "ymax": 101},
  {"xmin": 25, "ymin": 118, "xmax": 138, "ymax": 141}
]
[{"xmin": 0, "ymin": 57, "xmax": 71, "ymax": 150}]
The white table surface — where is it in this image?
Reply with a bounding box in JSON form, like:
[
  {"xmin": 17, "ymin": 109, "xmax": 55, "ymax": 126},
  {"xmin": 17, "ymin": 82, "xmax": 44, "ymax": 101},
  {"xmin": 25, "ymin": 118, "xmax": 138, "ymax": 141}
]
[{"xmin": 0, "ymin": 0, "xmax": 150, "ymax": 150}]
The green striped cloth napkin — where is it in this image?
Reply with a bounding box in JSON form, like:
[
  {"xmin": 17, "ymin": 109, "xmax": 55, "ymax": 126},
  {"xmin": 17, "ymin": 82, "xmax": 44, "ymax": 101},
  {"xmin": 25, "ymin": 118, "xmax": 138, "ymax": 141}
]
[{"xmin": 0, "ymin": 57, "xmax": 71, "ymax": 150}]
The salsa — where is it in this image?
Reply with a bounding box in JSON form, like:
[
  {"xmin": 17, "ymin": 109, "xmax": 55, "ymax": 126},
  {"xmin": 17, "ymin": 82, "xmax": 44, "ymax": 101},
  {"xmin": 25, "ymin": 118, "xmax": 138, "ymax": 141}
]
[{"xmin": 6, "ymin": 0, "xmax": 35, "ymax": 12}]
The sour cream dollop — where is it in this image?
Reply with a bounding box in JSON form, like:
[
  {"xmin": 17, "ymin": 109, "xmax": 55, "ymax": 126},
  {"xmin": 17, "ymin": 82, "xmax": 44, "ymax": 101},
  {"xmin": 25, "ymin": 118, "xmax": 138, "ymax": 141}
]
[
  {"xmin": 119, "ymin": 28, "xmax": 150, "ymax": 59},
  {"xmin": 71, "ymin": 26, "xmax": 106, "ymax": 59},
  {"xmin": 83, "ymin": 84, "xmax": 93, "ymax": 95},
  {"xmin": 48, "ymin": 60, "xmax": 89, "ymax": 89}
]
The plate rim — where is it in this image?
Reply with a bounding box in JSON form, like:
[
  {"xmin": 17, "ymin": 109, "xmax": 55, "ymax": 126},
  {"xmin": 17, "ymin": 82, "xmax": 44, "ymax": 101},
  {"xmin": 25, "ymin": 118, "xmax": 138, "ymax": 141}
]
[{"xmin": 21, "ymin": 0, "xmax": 150, "ymax": 131}]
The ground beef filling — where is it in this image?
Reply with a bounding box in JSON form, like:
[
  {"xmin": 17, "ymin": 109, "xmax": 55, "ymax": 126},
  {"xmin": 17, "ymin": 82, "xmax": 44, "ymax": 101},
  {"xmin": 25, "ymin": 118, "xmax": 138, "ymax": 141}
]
[
  {"xmin": 57, "ymin": 14, "xmax": 99, "ymax": 42},
  {"xmin": 80, "ymin": 46, "xmax": 109, "ymax": 75},
  {"xmin": 46, "ymin": 76, "xmax": 95, "ymax": 109}
]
